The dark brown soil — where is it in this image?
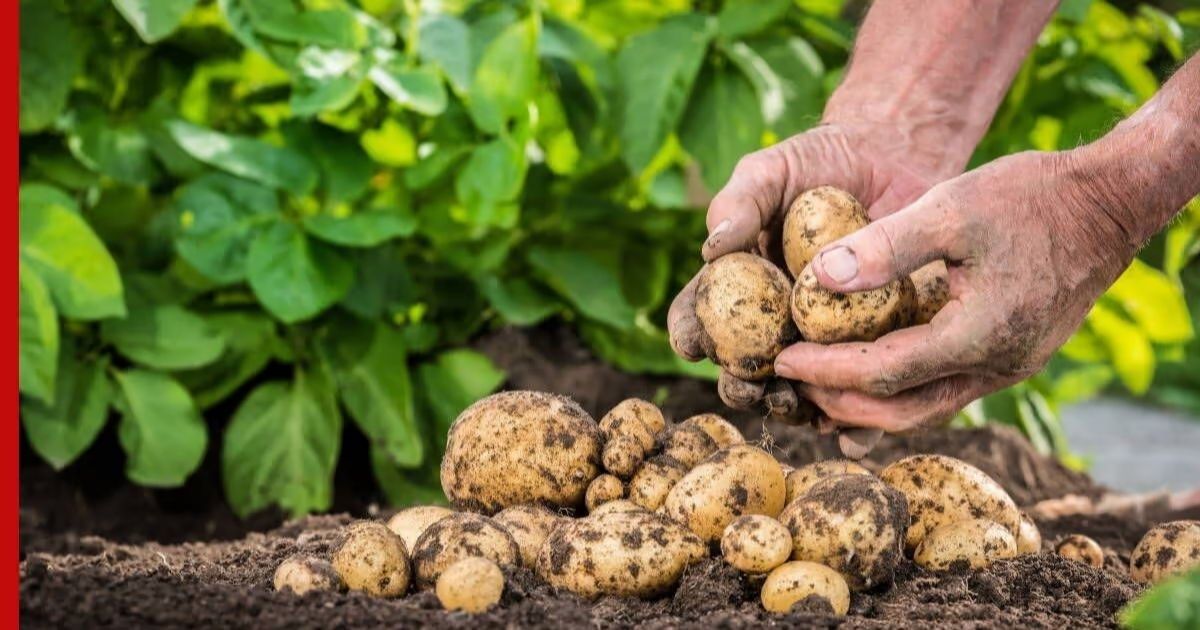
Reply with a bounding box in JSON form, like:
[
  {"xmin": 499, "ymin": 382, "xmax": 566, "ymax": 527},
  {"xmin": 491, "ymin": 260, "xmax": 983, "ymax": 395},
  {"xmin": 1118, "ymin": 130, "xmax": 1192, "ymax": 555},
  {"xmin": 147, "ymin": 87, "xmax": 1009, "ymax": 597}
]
[{"xmin": 17, "ymin": 325, "xmax": 1185, "ymax": 628}]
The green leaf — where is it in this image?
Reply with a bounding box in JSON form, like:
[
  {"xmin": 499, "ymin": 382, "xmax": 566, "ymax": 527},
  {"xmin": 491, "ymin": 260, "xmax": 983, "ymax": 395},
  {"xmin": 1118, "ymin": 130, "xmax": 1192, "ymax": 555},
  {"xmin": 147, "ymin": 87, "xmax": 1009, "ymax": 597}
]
[
  {"xmin": 290, "ymin": 48, "xmax": 364, "ymax": 117},
  {"xmin": 302, "ymin": 206, "xmax": 416, "ymax": 248},
  {"xmin": 19, "ymin": 2, "xmax": 79, "ymax": 133},
  {"xmin": 360, "ymin": 117, "xmax": 416, "ymax": 167},
  {"xmin": 1058, "ymin": 0, "xmax": 1094, "ymax": 22},
  {"xmin": 370, "ymin": 62, "xmax": 448, "ymax": 116},
  {"xmin": 725, "ymin": 37, "xmax": 825, "ymax": 136},
  {"xmin": 173, "ymin": 174, "xmax": 279, "ymax": 285},
  {"xmin": 166, "ymin": 120, "xmax": 318, "ymax": 193},
  {"xmin": 617, "ymin": 14, "xmax": 715, "ymax": 172},
  {"xmin": 455, "ymin": 137, "xmax": 528, "ymax": 225},
  {"xmin": 527, "ymin": 246, "xmax": 637, "ymax": 330},
  {"xmin": 1106, "ymin": 259, "xmax": 1194, "ymax": 344},
  {"xmin": 414, "ymin": 350, "xmax": 505, "ymax": 447},
  {"xmin": 20, "ymin": 198, "xmax": 125, "ymax": 320},
  {"xmin": 405, "ymin": 145, "xmax": 471, "ymax": 190},
  {"xmin": 222, "ymin": 367, "xmax": 341, "ymax": 518},
  {"xmin": 581, "ymin": 319, "xmax": 720, "ymax": 379},
  {"xmin": 21, "ymin": 183, "xmax": 79, "ymax": 215},
  {"xmin": 283, "ymin": 123, "xmax": 373, "ymax": 204},
  {"xmin": 101, "ymin": 304, "xmax": 226, "ymax": 370},
  {"xmin": 1120, "ymin": 568, "xmax": 1200, "ymax": 630},
  {"xmin": 66, "ymin": 108, "xmax": 160, "ymax": 185},
  {"xmin": 176, "ymin": 312, "xmax": 277, "ymax": 409},
  {"xmin": 1050, "ymin": 364, "xmax": 1114, "ymax": 404},
  {"xmin": 113, "ymin": 369, "xmax": 207, "ymax": 487},
  {"xmin": 246, "ymin": 221, "xmax": 354, "ymax": 323},
  {"xmin": 679, "ymin": 64, "xmax": 765, "ymax": 192},
  {"xmin": 112, "ymin": 0, "xmax": 198, "ymax": 43},
  {"xmin": 19, "ymin": 263, "xmax": 59, "ymax": 403},
  {"xmin": 717, "ymin": 0, "xmax": 791, "ymax": 40},
  {"xmin": 1088, "ymin": 303, "xmax": 1155, "ymax": 395},
  {"xmin": 21, "ymin": 344, "xmax": 112, "ymax": 470},
  {"xmin": 241, "ymin": 1, "xmax": 357, "ymax": 49},
  {"xmin": 371, "ymin": 447, "xmax": 447, "ymax": 507},
  {"xmin": 468, "ymin": 16, "xmax": 539, "ymax": 133},
  {"xmin": 418, "ymin": 14, "xmax": 473, "ymax": 94},
  {"xmin": 477, "ymin": 275, "xmax": 559, "ymax": 326}
]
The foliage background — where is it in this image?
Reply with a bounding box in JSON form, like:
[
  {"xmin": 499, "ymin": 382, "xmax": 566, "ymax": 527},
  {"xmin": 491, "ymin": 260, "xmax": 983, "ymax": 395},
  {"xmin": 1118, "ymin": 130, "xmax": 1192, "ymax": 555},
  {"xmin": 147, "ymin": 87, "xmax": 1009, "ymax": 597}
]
[{"xmin": 18, "ymin": 0, "xmax": 1200, "ymax": 517}]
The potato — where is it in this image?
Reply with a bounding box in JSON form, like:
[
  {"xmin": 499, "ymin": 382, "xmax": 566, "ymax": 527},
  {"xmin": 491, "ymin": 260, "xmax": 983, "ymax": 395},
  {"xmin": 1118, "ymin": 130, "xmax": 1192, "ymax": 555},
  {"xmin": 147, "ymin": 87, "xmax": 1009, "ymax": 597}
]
[
  {"xmin": 590, "ymin": 499, "xmax": 646, "ymax": 516},
  {"xmin": 436, "ymin": 558, "xmax": 504, "ymax": 613},
  {"xmin": 586, "ymin": 474, "xmax": 625, "ymax": 513},
  {"xmin": 785, "ymin": 460, "xmax": 871, "ymax": 505},
  {"xmin": 1056, "ymin": 534, "xmax": 1104, "ymax": 569},
  {"xmin": 602, "ymin": 435, "xmax": 645, "ymax": 479},
  {"xmin": 1129, "ymin": 520, "xmax": 1200, "ymax": 584},
  {"xmin": 1016, "ymin": 512, "xmax": 1042, "ymax": 555},
  {"xmin": 781, "ymin": 474, "xmax": 908, "ymax": 590},
  {"xmin": 914, "ymin": 518, "xmax": 1017, "ymax": 571},
  {"xmin": 411, "ymin": 513, "xmax": 520, "ymax": 589},
  {"xmin": 331, "ymin": 521, "xmax": 411, "ymax": 597},
  {"xmin": 791, "ymin": 265, "xmax": 916, "ymax": 344},
  {"xmin": 694, "ymin": 253, "xmax": 798, "ymax": 380},
  {"xmin": 599, "ymin": 399, "xmax": 662, "ymax": 451},
  {"xmin": 911, "ymin": 261, "xmax": 950, "ymax": 325},
  {"xmin": 273, "ymin": 554, "xmax": 340, "ymax": 595},
  {"xmin": 879, "ymin": 454, "xmax": 1020, "ymax": 552},
  {"xmin": 680, "ymin": 413, "xmax": 744, "ymax": 448},
  {"xmin": 386, "ymin": 505, "xmax": 455, "ymax": 553},
  {"xmin": 441, "ymin": 391, "xmax": 603, "ymax": 513},
  {"xmin": 782, "ymin": 186, "xmax": 868, "ymax": 277},
  {"xmin": 721, "ymin": 515, "xmax": 792, "ymax": 574},
  {"xmin": 662, "ymin": 425, "xmax": 719, "ymax": 469},
  {"xmin": 628, "ymin": 455, "xmax": 689, "ymax": 510},
  {"xmin": 494, "ymin": 505, "xmax": 564, "ymax": 568},
  {"xmin": 761, "ymin": 561, "xmax": 850, "ymax": 616},
  {"xmin": 537, "ymin": 509, "xmax": 706, "ymax": 598},
  {"xmin": 664, "ymin": 445, "xmax": 787, "ymax": 542}
]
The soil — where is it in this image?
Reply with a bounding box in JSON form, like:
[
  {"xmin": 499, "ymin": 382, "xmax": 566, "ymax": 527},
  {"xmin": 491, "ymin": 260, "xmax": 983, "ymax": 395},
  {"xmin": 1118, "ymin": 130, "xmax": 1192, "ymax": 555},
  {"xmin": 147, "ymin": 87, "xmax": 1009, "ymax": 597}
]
[{"xmin": 18, "ymin": 325, "xmax": 1193, "ymax": 628}]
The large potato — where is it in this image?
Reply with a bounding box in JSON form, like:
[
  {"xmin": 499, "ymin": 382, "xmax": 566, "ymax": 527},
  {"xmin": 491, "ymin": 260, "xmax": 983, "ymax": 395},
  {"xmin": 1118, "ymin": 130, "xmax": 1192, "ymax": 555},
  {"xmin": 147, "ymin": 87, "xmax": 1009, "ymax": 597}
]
[
  {"xmin": 664, "ymin": 445, "xmax": 787, "ymax": 542},
  {"xmin": 628, "ymin": 455, "xmax": 688, "ymax": 510},
  {"xmin": 761, "ymin": 561, "xmax": 850, "ymax": 616},
  {"xmin": 1129, "ymin": 520, "xmax": 1200, "ymax": 584},
  {"xmin": 791, "ymin": 265, "xmax": 916, "ymax": 344},
  {"xmin": 411, "ymin": 513, "xmax": 520, "ymax": 589},
  {"xmin": 441, "ymin": 391, "xmax": 603, "ymax": 513},
  {"xmin": 386, "ymin": 505, "xmax": 454, "ymax": 553},
  {"xmin": 680, "ymin": 413, "xmax": 744, "ymax": 448},
  {"xmin": 914, "ymin": 519, "xmax": 1017, "ymax": 571},
  {"xmin": 781, "ymin": 474, "xmax": 908, "ymax": 590},
  {"xmin": 880, "ymin": 454, "xmax": 1020, "ymax": 552},
  {"xmin": 695, "ymin": 253, "xmax": 797, "ymax": 380},
  {"xmin": 494, "ymin": 504, "xmax": 564, "ymax": 568},
  {"xmin": 785, "ymin": 460, "xmax": 871, "ymax": 505},
  {"xmin": 536, "ymin": 510, "xmax": 706, "ymax": 598},
  {"xmin": 781, "ymin": 186, "xmax": 867, "ymax": 277}
]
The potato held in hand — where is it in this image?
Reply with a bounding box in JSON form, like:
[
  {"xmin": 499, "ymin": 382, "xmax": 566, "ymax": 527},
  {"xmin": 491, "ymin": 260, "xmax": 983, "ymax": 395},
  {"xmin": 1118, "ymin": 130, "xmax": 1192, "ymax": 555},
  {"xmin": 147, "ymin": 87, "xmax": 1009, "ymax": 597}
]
[
  {"xmin": 782, "ymin": 186, "xmax": 867, "ymax": 276},
  {"xmin": 664, "ymin": 445, "xmax": 787, "ymax": 542},
  {"xmin": 695, "ymin": 253, "xmax": 797, "ymax": 380}
]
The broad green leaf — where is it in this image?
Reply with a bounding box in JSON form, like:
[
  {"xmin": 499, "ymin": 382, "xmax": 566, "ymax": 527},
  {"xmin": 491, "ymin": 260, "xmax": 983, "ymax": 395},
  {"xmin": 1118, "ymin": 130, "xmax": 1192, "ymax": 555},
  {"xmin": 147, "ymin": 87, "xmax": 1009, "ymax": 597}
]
[
  {"xmin": 222, "ymin": 367, "xmax": 341, "ymax": 517},
  {"xmin": 241, "ymin": 0, "xmax": 357, "ymax": 48},
  {"xmin": 581, "ymin": 319, "xmax": 720, "ymax": 379},
  {"xmin": 112, "ymin": 0, "xmax": 198, "ymax": 43},
  {"xmin": 339, "ymin": 247, "xmax": 417, "ymax": 319},
  {"xmin": 620, "ymin": 245, "xmax": 671, "ymax": 311},
  {"xmin": 418, "ymin": 14, "xmax": 473, "ymax": 94},
  {"xmin": 19, "ymin": 2, "xmax": 79, "ymax": 133},
  {"xmin": 1120, "ymin": 568, "xmax": 1200, "ymax": 630},
  {"xmin": 679, "ymin": 65, "xmax": 765, "ymax": 191},
  {"xmin": 1088, "ymin": 303, "xmax": 1155, "ymax": 394},
  {"xmin": 360, "ymin": 118, "xmax": 416, "ymax": 167},
  {"xmin": 282, "ymin": 123, "xmax": 373, "ymax": 203},
  {"xmin": 1051, "ymin": 364, "xmax": 1114, "ymax": 404},
  {"xmin": 477, "ymin": 275, "xmax": 559, "ymax": 326},
  {"xmin": 246, "ymin": 221, "xmax": 354, "ymax": 323},
  {"xmin": 290, "ymin": 47, "xmax": 364, "ymax": 117},
  {"xmin": 21, "ymin": 345, "xmax": 112, "ymax": 470},
  {"xmin": 166, "ymin": 120, "xmax": 318, "ymax": 193},
  {"xmin": 20, "ymin": 199, "xmax": 125, "ymax": 320},
  {"xmin": 717, "ymin": 0, "xmax": 792, "ymax": 40},
  {"xmin": 19, "ymin": 263, "xmax": 59, "ymax": 404},
  {"xmin": 20, "ymin": 183, "xmax": 79, "ymax": 215},
  {"xmin": 66, "ymin": 108, "xmax": 160, "ymax": 185},
  {"xmin": 370, "ymin": 62, "xmax": 448, "ymax": 116},
  {"xmin": 725, "ymin": 37, "xmax": 825, "ymax": 136},
  {"xmin": 617, "ymin": 14, "xmax": 715, "ymax": 172},
  {"xmin": 101, "ymin": 304, "xmax": 226, "ymax": 370},
  {"xmin": 1058, "ymin": 0, "xmax": 1094, "ymax": 22},
  {"xmin": 173, "ymin": 174, "xmax": 279, "ymax": 285},
  {"xmin": 527, "ymin": 246, "xmax": 637, "ymax": 330},
  {"xmin": 1106, "ymin": 259, "xmax": 1194, "ymax": 344},
  {"xmin": 415, "ymin": 349, "xmax": 506, "ymax": 446},
  {"xmin": 176, "ymin": 312, "xmax": 277, "ymax": 409},
  {"xmin": 405, "ymin": 145, "xmax": 471, "ymax": 190},
  {"xmin": 455, "ymin": 137, "xmax": 527, "ymax": 224},
  {"xmin": 1059, "ymin": 324, "xmax": 1109, "ymax": 362},
  {"xmin": 371, "ymin": 447, "xmax": 447, "ymax": 507},
  {"xmin": 468, "ymin": 16, "xmax": 539, "ymax": 133},
  {"xmin": 302, "ymin": 206, "xmax": 416, "ymax": 247},
  {"xmin": 113, "ymin": 369, "xmax": 207, "ymax": 487}
]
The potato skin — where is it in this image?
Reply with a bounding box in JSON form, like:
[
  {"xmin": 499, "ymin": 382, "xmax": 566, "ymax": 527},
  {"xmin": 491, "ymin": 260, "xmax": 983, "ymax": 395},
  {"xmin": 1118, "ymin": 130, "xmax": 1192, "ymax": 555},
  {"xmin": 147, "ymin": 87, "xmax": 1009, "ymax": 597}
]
[
  {"xmin": 695, "ymin": 253, "xmax": 797, "ymax": 380},
  {"xmin": 411, "ymin": 513, "xmax": 520, "ymax": 589},
  {"xmin": 911, "ymin": 261, "xmax": 950, "ymax": 325},
  {"xmin": 1129, "ymin": 520, "xmax": 1200, "ymax": 584},
  {"xmin": 791, "ymin": 265, "xmax": 916, "ymax": 344},
  {"xmin": 880, "ymin": 454, "xmax": 1020, "ymax": 552},
  {"xmin": 331, "ymin": 521, "xmax": 411, "ymax": 598},
  {"xmin": 785, "ymin": 460, "xmax": 871, "ymax": 506},
  {"xmin": 586, "ymin": 474, "xmax": 626, "ymax": 513},
  {"xmin": 386, "ymin": 505, "xmax": 455, "ymax": 553},
  {"xmin": 1016, "ymin": 512, "xmax": 1042, "ymax": 555},
  {"xmin": 721, "ymin": 515, "xmax": 792, "ymax": 574},
  {"xmin": 494, "ymin": 505, "xmax": 564, "ymax": 568},
  {"xmin": 590, "ymin": 499, "xmax": 646, "ymax": 516},
  {"xmin": 628, "ymin": 456, "xmax": 689, "ymax": 510},
  {"xmin": 599, "ymin": 399, "xmax": 663, "ymax": 450},
  {"xmin": 680, "ymin": 414, "xmax": 744, "ymax": 448},
  {"xmin": 782, "ymin": 186, "xmax": 868, "ymax": 277},
  {"xmin": 914, "ymin": 518, "xmax": 1017, "ymax": 571},
  {"xmin": 1056, "ymin": 534, "xmax": 1104, "ymax": 569},
  {"xmin": 602, "ymin": 435, "xmax": 645, "ymax": 479},
  {"xmin": 664, "ymin": 445, "xmax": 787, "ymax": 542},
  {"xmin": 436, "ymin": 558, "xmax": 504, "ymax": 613},
  {"xmin": 761, "ymin": 561, "xmax": 850, "ymax": 615},
  {"xmin": 441, "ymin": 391, "xmax": 603, "ymax": 514},
  {"xmin": 274, "ymin": 554, "xmax": 341, "ymax": 595},
  {"xmin": 536, "ymin": 510, "xmax": 706, "ymax": 599},
  {"xmin": 781, "ymin": 474, "xmax": 908, "ymax": 590},
  {"xmin": 662, "ymin": 425, "xmax": 719, "ymax": 469}
]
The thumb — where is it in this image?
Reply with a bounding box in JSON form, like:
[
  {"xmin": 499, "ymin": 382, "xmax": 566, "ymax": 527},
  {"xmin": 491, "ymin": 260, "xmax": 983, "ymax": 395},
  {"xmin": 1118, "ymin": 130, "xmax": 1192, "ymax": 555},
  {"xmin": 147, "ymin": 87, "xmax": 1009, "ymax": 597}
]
[{"xmin": 701, "ymin": 149, "xmax": 788, "ymax": 261}]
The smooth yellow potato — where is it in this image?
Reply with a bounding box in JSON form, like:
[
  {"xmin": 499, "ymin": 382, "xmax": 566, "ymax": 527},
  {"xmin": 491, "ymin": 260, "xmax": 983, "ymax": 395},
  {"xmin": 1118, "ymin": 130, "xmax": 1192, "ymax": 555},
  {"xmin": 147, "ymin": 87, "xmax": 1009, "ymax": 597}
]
[
  {"xmin": 599, "ymin": 399, "xmax": 661, "ymax": 451},
  {"xmin": 782, "ymin": 186, "xmax": 868, "ymax": 277},
  {"xmin": 589, "ymin": 499, "xmax": 646, "ymax": 516},
  {"xmin": 1129, "ymin": 521, "xmax": 1200, "ymax": 584},
  {"xmin": 721, "ymin": 515, "xmax": 792, "ymax": 574},
  {"xmin": 628, "ymin": 456, "xmax": 689, "ymax": 511},
  {"xmin": 664, "ymin": 445, "xmax": 787, "ymax": 542},
  {"xmin": 761, "ymin": 561, "xmax": 850, "ymax": 615},
  {"xmin": 411, "ymin": 513, "xmax": 520, "ymax": 589},
  {"xmin": 602, "ymin": 435, "xmax": 645, "ymax": 479},
  {"xmin": 680, "ymin": 413, "xmax": 744, "ymax": 448},
  {"xmin": 695, "ymin": 253, "xmax": 797, "ymax": 380},
  {"xmin": 914, "ymin": 519, "xmax": 1017, "ymax": 571},
  {"xmin": 331, "ymin": 521, "xmax": 411, "ymax": 598},
  {"xmin": 1056, "ymin": 534, "xmax": 1104, "ymax": 568},
  {"xmin": 386, "ymin": 505, "xmax": 455, "ymax": 553},
  {"xmin": 1016, "ymin": 512, "xmax": 1042, "ymax": 555},
  {"xmin": 662, "ymin": 425, "xmax": 719, "ymax": 469},
  {"xmin": 586, "ymin": 474, "xmax": 625, "ymax": 513},
  {"xmin": 911, "ymin": 261, "xmax": 950, "ymax": 325},
  {"xmin": 790, "ymin": 265, "xmax": 916, "ymax": 344},
  {"xmin": 273, "ymin": 554, "xmax": 340, "ymax": 595},
  {"xmin": 494, "ymin": 504, "xmax": 564, "ymax": 568},
  {"xmin": 436, "ymin": 557, "xmax": 504, "ymax": 613},
  {"xmin": 785, "ymin": 460, "xmax": 871, "ymax": 505}
]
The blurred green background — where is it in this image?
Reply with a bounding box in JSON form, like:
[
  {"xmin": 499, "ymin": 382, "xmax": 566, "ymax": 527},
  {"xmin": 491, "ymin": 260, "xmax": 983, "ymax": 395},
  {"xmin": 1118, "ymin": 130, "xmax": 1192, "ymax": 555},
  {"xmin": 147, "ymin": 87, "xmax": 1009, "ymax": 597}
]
[{"xmin": 18, "ymin": 0, "xmax": 1200, "ymax": 519}]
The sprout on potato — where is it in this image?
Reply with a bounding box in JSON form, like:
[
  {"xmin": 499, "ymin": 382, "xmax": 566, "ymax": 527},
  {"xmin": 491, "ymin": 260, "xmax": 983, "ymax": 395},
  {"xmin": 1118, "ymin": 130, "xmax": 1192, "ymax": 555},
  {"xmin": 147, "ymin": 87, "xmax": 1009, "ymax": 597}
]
[
  {"xmin": 386, "ymin": 505, "xmax": 455, "ymax": 553},
  {"xmin": 1129, "ymin": 520, "xmax": 1200, "ymax": 584},
  {"xmin": 585, "ymin": 474, "xmax": 625, "ymax": 513},
  {"xmin": 664, "ymin": 445, "xmax": 787, "ymax": 542},
  {"xmin": 1055, "ymin": 534, "xmax": 1104, "ymax": 569},
  {"xmin": 436, "ymin": 557, "xmax": 504, "ymax": 613},
  {"xmin": 411, "ymin": 513, "xmax": 520, "ymax": 589},
  {"xmin": 331, "ymin": 521, "xmax": 411, "ymax": 598},
  {"xmin": 494, "ymin": 504, "xmax": 564, "ymax": 568},
  {"xmin": 273, "ymin": 553, "xmax": 341, "ymax": 595},
  {"xmin": 761, "ymin": 561, "xmax": 850, "ymax": 616},
  {"xmin": 680, "ymin": 413, "xmax": 744, "ymax": 448},
  {"xmin": 784, "ymin": 460, "xmax": 871, "ymax": 506},
  {"xmin": 628, "ymin": 455, "xmax": 689, "ymax": 511},
  {"xmin": 694, "ymin": 253, "xmax": 797, "ymax": 380},
  {"xmin": 914, "ymin": 518, "xmax": 1017, "ymax": 571},
  {"xmin": 721, "ymin": 515, "xmax": 792, "ymax": 574}
]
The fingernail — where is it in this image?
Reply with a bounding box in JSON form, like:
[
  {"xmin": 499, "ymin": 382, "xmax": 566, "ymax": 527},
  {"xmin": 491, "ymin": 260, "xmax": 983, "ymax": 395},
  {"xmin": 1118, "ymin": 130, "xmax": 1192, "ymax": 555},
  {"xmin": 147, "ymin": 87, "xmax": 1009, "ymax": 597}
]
[
  {"xmin": 773, "ymin": 356, "xmax": 792, "ymax": 377},
  {"xmin": 820, "ymin": 246, "xmax": 858, "ymax": 283},
  {"xmin": 705, "ymin": 219, "xmax": 731, "ymax": 249}
]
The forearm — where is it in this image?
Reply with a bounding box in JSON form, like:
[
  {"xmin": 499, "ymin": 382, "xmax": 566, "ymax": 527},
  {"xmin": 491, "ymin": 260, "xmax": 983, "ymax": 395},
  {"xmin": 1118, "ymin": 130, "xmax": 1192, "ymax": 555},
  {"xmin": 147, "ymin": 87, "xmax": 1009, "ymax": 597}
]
[{"xmin": 825, "ymin": 0, "xmax": 1059, "ymax": 181}]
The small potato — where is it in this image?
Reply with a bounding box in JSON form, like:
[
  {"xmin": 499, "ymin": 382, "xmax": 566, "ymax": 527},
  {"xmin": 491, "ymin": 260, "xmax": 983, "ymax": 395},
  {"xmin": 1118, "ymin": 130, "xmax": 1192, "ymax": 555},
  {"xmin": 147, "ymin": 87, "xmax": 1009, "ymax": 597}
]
[
  {"xmin": 586, "ymin": 474, "xmax": 625, "ymax": 513},
  {"xmin": 602, "ymin": 435, "xmax": 646, "ymax": 479},
  {"xmin": 386, "ymin": 505, "xmax": 455, "ymax": 553},
  {"xmin": 880, "ymin": 454, "xmax": 1020, "ymax": 552},
  {"xmin": 782, "ymin": 186, "xmax": 868, "ymax": 277},
  {"xmin": 695, "ymin": 253, "xmax": 798, "ymax": 380},
  {"xmin": 537, "ymin": 510, "xmax": 706, "ymax": 598},
  {"xmin": 664, "ymin": 445, "xmax": 787, "ymax": 542},
  {"xmin": 910, "ymin": 261, "xmax": 950, "ymax": 325},
  {"xmin": 680, "ymin": 413, "xmax": 744, "ymax": 448},
  {"xmin": 781, "ymin": 474, "xmax": 908, "ymax": 590},
  {"xmin": 761, "ymin": 561, "xmax": 850, "ymax": 616},
  {"xmin": 411, "ymin": 513, "xmax": 520, "ymax": 589},
  {"xmin": 662, "ymin": 425, "xmax": 719, "ymax": 469},
  {"xmin": 785, "ymin": 460, "xmax": 871, "ymax": 505},
  {"xmin": 628, "ymin": 456, "xmax": 689, "ymax": 510},
  {"xmin": 721, "ymin": 515, "xmax": 792, "ymax": 574},
  {"xmin": 1016, "ymin": 512, "xmax": 1042, "ymax": 555},
  {"xmin": 1129, "ymin": 520, "xmax": 1200, "ymax": 584},
  {"xmin": 590, "ymin": 499, "xmax": 646, "ymax": 516},
  {"xmin": 600, "ymin": 399, "xmax": 662, "ymax": 451},
  {"xmin": 436, "ymin": 558, "xmax": 504, "ymax": 613},
  {"xmin": 1056, "ymin": 534, "xmax": 1104, "ymax": 568},
  {"xmin": 494, "ymin": 505, "xmax": 564, "ymax": 568},
  {"xmin": 331, "ymin": 521, "xmax": 411, "ymax": 597},
  {"xmin": 274, "ymin": 554, "xmax": 340, "ymax": 595},
  {"xmin": 791, "ymin": 265, "xmax": 916, "ymax": 344},
  {"xmin": 914, "ymin": 519, "xmax": 1017, "ymax": 571}
]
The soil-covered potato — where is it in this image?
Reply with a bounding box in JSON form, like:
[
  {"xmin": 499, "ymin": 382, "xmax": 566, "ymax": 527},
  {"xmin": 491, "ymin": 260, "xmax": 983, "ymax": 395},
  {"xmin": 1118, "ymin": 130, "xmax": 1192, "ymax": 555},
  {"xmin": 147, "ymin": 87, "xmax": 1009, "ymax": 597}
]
[
  {"xmin": 386, "ymin": 505, "xmax": 455, "ymax": 553},
  {"xmin": 1129, "ymin": 520, "xmax": 1200, "ymax": 584},
  {"xmin": 721, "ymin": 515, "xmax": 792, "ymax": 574},
  {"xmin": 273, "ymin": 554, "xmax": 341, "ymax": 595},
  {"xmin": 585, "ymin": 474, "xmax": 625, "ymax": 513},
  {"xmin": 494, "ymin": 505, "xmax": 564, "ymax": 568},
  {"xmin": 436, "ymin": 558, "xmax": 504, "ymax": 613},
  {"xmin": 411, "ymin": 513, "xmax": 520, "ymax": 589},
  {"xmin": 664, "ymin": 445, "xmax": 787, "ymax": 542},
  {"xmin": 590, "ymin": 499, "xmax": 646, "ymax": 516},
  {"xmin": 910, "ymin": 261, "xmax": 950, "ymax": 325},
  {"xmin": 662, "ymin": 425, "xmax": 719, "ymax": 469},
  {"xmin": 536, "ymin": 509, "xmax": 706, "ymax": 599},
  {"xmin": 761, "ymin": 561, "xmax": 851, "ymax": 616},
  {"xmin": 599, "ymin": 399, "xmax": 662, "ymax": 452},
  {"xmin": 628, "ymin": 455, "xmax": 689, "ymax": 510},
  {"xmin": 1016, "ymin": 512, "xmax": 1042, "ymax": 555},
  {"xmin": 790, "ymin": 265, "xmax": 916, "ymax": 344},
  {"xmin": 784, "ymin": 460, "xmax": 871, "ymax": 505},
  {"xmin": 441, "ymin": 391, "xmax": 603, "ymax": 513},
  {"xmin": 694, "ymin": 253, "xmax": 797, "ymax": 380},
  {"xmin": 331, "ymin": 521, "xmax": 411, "ymax": 598},
  {"xmin": 1056, "ymin": 534, "xmax": 1104, "ymax": 569},
  {"xmin": 914, "ymin": 519, "xmax": 1017, "ymax": 571},
  {"xmin": 602, "ymin": 435, "xmax": 646, "ymax": 479},
  {"xmin": 680, "ymin": 413, "xmax": 744, "ymax": 448},
  {"xmin": 781, "ymin": 186, "xmax": 868, "ymax": 277},
  {"xmin": 880, "ymin": 454, "xmax": 1020, "ymax": 552},
  {"xmin": 781, "ymin": 474, "xmax": 908, "ymax": 590}
]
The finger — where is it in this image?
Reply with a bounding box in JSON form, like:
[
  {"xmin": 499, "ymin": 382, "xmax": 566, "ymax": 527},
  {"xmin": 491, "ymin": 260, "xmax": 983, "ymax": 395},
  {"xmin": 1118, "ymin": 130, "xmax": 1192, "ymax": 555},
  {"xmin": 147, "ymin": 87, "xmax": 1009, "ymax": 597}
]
[
  {"xmin": 838, "ymin": 428, "xmax": 883, "ymax": 460},
  {"xmin": 718, "ymin": 371, "xmax": 766, "ymax": 410},
  {"xmin": 797, "ymin": 376, "xmax": 982, "ymax": 432},
  {"xmin": 667, "ymin": 273, "xmax": 706, "ymax": 361},
  {"xmin": 762, "ymin": 380, "xmax": 819, "ymax": 426},
  {"xmin": 702, "ymin": 149, "xmax": 787, "ymax": 261}
]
